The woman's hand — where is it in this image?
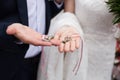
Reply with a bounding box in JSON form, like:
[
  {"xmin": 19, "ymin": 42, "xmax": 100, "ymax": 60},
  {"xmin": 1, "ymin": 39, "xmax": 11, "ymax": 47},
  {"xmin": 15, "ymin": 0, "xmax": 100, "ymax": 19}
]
[
  {"xmin": 54, "ymin": 25, "xmax": 81, "ymax": 53},
  {"xmin": 6, "ymin": 23, "xmax": 60, "ymax": 46}
]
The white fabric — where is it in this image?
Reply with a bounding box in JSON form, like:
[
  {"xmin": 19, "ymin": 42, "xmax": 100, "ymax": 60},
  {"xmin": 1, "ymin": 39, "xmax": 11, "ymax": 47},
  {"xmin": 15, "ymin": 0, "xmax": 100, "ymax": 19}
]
[
  {"xmin": 37, "ymin": 0, "xmax": 116, "ymax": 80},
  {"xmin": 54, "ymin": 0, "xmax": 64, "ymax": 9},
  {"xmin": 37, "ymin": 11, "xmax": 87, "ymax": 80},
  {"xmin": 25, "ymin": 0, "xmax": 45, "ymax": 58},
  {"xmin": 75, "ymin": 0, "xmax": 116, "ymax": 79}
]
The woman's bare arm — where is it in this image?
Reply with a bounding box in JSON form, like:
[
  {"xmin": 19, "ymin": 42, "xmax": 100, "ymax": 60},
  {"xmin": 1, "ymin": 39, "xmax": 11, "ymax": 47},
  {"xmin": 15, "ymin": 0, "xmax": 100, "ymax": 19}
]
[{"xmin": 64, "ymin": 0, "xmax": 75, "ymax": 13}]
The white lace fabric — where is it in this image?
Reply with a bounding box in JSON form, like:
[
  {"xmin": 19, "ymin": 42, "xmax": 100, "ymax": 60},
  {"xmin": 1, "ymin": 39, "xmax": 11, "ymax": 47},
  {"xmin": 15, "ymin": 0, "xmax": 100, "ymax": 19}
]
[
  {"xmin": 37, "ymin": 0, "xmax": 116, "ymax": 80},
  {"xmin": 76, "ymin": 0, "xmax": 116, "ymax": 80}
]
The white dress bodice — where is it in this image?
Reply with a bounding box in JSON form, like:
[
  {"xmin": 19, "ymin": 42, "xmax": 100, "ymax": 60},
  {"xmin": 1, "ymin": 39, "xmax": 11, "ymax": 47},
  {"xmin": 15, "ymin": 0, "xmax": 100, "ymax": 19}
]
[
  {"xmin": 75, "ymin": 0, "xmax": 116, "ymax": 80},
  {"xmin": 76, "ymin": 0, "xmax": 113, "ymax": 35}
]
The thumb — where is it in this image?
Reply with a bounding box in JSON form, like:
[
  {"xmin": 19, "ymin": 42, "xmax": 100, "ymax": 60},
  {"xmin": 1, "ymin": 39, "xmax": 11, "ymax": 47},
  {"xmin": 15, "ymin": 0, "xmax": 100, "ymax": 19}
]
[{"xmin": 6, "ymin": 25, "xmax": 16, "ymax": 35}]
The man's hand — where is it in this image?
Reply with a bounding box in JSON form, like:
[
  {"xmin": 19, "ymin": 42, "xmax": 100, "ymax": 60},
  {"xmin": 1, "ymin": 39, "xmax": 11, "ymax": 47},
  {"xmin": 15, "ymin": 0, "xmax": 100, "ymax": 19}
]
[
  {"xmin": 6, "ymin": 23, "xmax": 60, "ymax": 46},
  {"xmin": 54, "ymin": 25, "xmax": 81, "ymax": 53}
]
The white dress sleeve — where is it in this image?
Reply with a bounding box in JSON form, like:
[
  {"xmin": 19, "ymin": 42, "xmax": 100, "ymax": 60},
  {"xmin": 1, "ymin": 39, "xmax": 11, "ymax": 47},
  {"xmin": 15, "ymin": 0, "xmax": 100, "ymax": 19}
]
[
  {"xmin": 37, "ymin": 11, "xmax": 87, "ymax": 80},
  {"xmin": 48, "ymin": 10, "xmax": 84, "ymax": 39}
]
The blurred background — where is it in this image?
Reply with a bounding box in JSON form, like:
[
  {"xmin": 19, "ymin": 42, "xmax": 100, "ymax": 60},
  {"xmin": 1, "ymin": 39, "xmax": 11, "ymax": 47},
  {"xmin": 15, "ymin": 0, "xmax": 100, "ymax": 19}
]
[{"xmin": 112, "ymin": 41, "xmax": 120, "ymax": 80}]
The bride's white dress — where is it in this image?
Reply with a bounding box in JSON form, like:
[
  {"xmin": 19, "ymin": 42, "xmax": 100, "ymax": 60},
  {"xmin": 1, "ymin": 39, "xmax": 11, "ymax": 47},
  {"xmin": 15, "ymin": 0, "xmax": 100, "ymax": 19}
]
[
  {"xmin": 37, "ymin": 0, "xmax": 116, "ymax": 80},
  {"xmin": 76, "ymin": 0, "xmax": 116, "ymax": 80}
]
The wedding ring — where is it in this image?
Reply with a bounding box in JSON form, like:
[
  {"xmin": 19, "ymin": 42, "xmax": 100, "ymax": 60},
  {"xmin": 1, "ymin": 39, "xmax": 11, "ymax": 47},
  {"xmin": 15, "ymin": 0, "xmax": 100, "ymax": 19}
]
[
  {"xmin": 62, "ymin": 36, "xmax": 72, "ymax": 44},
  {"xmin": 42, "ymin": 35, "xmax": 54, "ymax": 42}
]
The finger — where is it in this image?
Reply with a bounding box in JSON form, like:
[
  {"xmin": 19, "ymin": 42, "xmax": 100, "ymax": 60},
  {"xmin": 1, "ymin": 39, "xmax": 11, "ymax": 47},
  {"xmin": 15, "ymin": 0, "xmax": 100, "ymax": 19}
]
[
  {"xmin": 64, "ymin": 41, "xmax": 70, "ymax": 53},
  {"xmin": 59, "ymin": 33, "xmax": 67, "ymax": 42},
  {"xmin": 70, "ymin": 40, "xmax": 76, "ymax": 52},
  {"xmin": 32, "ymin": 40, "xmax": 52, "ymax": 46},
  {"xmin": 71, "ymin": 33, "xmax": 80, "ymax": 38},
  {"xmin": 6, "ymin": 26, "xmax": 16, "ymax": 35},
  {"xmin": 75, "ymin": 38, "xmax": 80, "ymax": 49},
  {"xmin": 58, "ymin": 43, "xmax": 65, "ymax": 53},
  {"xmin": 37, "ymin": 34, "xmax": 53, "ymax": 46},
  {"xmin": 40, "ymin": 35, "xmax": 58, "ymax": 46},
  {"xmin": 50, "ymin": 39, "xmax": 60, "ymax": 46},
  {"xmin": 54, "ymin": 32, "xmax": 61, "ymax": 40},
  {"xmin": 40, "ymin": 41, "xmax": 52, "ymax": 46}
]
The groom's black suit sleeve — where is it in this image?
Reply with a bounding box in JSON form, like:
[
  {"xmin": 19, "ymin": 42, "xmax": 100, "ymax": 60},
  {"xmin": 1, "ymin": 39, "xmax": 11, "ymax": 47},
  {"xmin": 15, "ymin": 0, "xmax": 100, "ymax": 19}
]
[
  {"xmin": 0, "ymin": 0, "xmax": 29, "ymax": 80},
  {"xmin": 0, "ymin": 0, "xmax": 52, "ymax": 49},
  {"xmin": 0, "ymin": 0, "xmax": 51, "ymax": 80},
  {"xmin": 0, "ymin": 0, "xmax": 28, "ymax": 50}
]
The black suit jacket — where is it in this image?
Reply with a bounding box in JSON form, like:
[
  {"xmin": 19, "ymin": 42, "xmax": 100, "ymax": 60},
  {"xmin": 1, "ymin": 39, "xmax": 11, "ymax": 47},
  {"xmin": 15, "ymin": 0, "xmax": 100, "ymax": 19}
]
[
  {"xmin": 49, "ymin": 1, "xmax": 64, "ymax": 18},
  {"xmin": 0, "ymin": 0, "xmax": 51, "ymax": 80}
]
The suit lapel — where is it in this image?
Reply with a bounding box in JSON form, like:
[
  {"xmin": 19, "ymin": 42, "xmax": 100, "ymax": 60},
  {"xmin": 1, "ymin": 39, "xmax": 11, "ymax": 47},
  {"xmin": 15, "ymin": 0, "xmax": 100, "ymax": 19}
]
[
  {"xmin": 17, "ymin": 0, "xmax": 51, "ymax": 33},
  {"xmin": 45, "ymin": 0, "xmax": 52, "ymax": 34},
  {"xmin": 17, "ymin": 0, "xmax": 28, "ymax": 25}
]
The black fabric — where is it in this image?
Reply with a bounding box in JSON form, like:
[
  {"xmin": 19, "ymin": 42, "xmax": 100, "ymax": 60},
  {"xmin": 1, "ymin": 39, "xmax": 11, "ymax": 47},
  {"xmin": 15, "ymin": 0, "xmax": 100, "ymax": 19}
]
[
  {"xmin": 22, "ymin": 53, "xmax": 41, "ymax": 80},
  {"xmin": 45, "ymin": 0, "xmax": 52, "ymax": 34},
  {"xmin": 0, "ymin": 0, "xmax": 18, "ymax": 19},
  {"xmin": 0, "ymin": 46, "xmax": 28, "ymax": 80},
  {"xmin": 11, "ymin": 53, "xmax": 41, "ymax": 80},
  {"xmin": 0, "ymin": 0, "xmax": 62, "ymax": 80},
  {"xmin": 49, "ymin": 1, "xmax": 64, "ymax": 18},
  {"xmin": 0, "ymin": 0, "xmax": 49, "ymax": 80},
  {"xmin": 17, "ymin": 0, "xmax": 28, "ymax": 25}
]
